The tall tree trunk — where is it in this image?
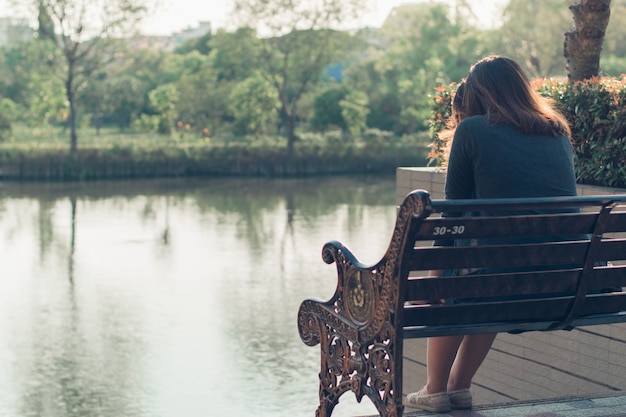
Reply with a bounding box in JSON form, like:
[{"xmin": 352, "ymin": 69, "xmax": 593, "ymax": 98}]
[
  {"xmin": 286, "ymin": 113, "xmax": 296, "ymax": 156},
  {"xmin": 67, "ymin": 61, "xmax": 78, "ymax": 152},
  {"xmin": 69, "ymin": 100, "xmax": 78, "ymax": 152},
  {"xmin": 564, "ymin": 0, "xmax": 611, "ymax": 81},
  {"xmin": 279, "ymin": 91, "xmax": 296, "ymax": 156}
]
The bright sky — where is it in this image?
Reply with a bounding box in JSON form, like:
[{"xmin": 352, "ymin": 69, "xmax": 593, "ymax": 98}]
[{"xmin": 0, "ymin": 0, "xmax": 507, "ymax": 36}]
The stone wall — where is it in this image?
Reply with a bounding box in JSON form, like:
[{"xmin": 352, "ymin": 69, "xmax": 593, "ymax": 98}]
[{"xmin": 396, "ymin": 166, "xmax": 626, "ymax": 204}]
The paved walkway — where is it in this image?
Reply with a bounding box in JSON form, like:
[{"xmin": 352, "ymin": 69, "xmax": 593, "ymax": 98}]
[{"xmin": 402, "ymin": 393, "xmax": 626, "ymax": 417}]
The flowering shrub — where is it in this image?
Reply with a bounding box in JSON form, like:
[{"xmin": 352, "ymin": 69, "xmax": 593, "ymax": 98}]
[
  {"xmin": 427, "ymin": 84, "xmax": 458, "ymax": 167},
  {"xmin": 428, "ymin": 76, "xmax": 626, "ymax": 188}
]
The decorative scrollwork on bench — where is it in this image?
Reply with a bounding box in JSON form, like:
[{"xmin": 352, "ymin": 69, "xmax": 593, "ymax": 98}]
[{"xmin": 298, "ymin": 191, "xmax": 433, "ymax": 417}]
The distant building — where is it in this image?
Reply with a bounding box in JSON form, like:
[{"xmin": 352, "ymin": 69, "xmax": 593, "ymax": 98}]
[
  {"xmin": 131, "ymin": 21, "xmax": 212, "ymax": 51},
  {"xmin": 0, "ymin": 17, "xmax": 34, "ymax": 46},
  {"xmin": 172, "ymin": 21, "xmax": 212, "ymax": 44}
]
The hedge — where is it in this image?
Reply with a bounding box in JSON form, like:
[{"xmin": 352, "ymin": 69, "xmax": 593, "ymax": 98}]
[
  {"xmin": 428, "ymin": 76, "xmax": 626, "ymax": 188},
  {"xmin": 0, "ymin": 139, "xmax": 429, "ymax": 180}
]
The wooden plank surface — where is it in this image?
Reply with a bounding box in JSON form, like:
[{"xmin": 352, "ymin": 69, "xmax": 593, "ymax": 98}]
[{"xmin": 402, "ymin": 322, "xmax": 626, "ymax": 406}]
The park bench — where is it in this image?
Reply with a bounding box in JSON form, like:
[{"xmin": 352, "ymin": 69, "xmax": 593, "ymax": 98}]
[{"xmin": 297, "ymin": 189, "xmax": 626, "ymax": 417}]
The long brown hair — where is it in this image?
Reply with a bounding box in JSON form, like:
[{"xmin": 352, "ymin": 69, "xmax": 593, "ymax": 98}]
[
  {"xmin": 462, "ymin": 56, "xmax": 571, "ymax": 137},
  {"xmin": 437, "ymin": 82, "xmax": 466, "ymax": 158}
]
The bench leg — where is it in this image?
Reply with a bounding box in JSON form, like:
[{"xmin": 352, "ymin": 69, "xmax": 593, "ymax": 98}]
[
  {"xmin": 315, "ymin": 331, "xmax": 403, "ymax": 417},
  {"xmin": 315, "ymin": 335, "xmax": 353, "ymax": 417}
]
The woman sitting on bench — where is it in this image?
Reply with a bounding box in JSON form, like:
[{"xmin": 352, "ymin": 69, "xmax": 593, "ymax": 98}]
[{"xmin": 406, "ymin": 55, "xmax": 578, "ymax": 413}]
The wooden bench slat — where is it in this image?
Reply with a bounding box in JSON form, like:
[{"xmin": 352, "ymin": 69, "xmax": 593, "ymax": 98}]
[
  {"xmin": 403, "ymin": 297, "xmax": 573, "ymax": 326},
  {"xmin": 606, "ymin": 211, "xmax": 626, "ymax": 232},
  {"xmin": 416, "ymin": 211, "xmax": 626, "ymax": 242},
  {"xmin": 587, "ymin": 265, "xmax": 626, "ymax": 289},
  {"xmin": 403, "ymin": 293, "xmax": 626, "ymax": 327},
  {"xmin": 408, "ymin": 239, "xmax": 626, "ymax": 271},
  {"xmin": 408, "ymin": 241, "xmax": 589, "ymax": 271},
  {"xmin": 429, "ymin": 194, "xmax": 626, "ymax": 213},
  {"xmin": 597, "ymin": 238, "xmax": 626, "ymax": 261},
  {"xmin": 405, "ymin": 269, "xmax": 581, "ymax": 301},
  {"xmin": 403, "ymin": 294, "xmax": 626, "ymax": 339},
  {"xmin": 415, "ymin": 213, "xmax": 597, "ymax": 240},
  {"xmin": 405, "ymin": 266, "xmax": 626, "ymax": 302},
  {"xmin": 579, "ymin": 292, "xmax": 626, "ymax": 316}
]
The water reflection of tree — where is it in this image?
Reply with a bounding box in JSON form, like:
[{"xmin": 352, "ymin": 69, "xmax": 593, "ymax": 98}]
[
  {"xmin": 4, "ymin": 176, "xmax": 396, "ymax": 257},
  {"xmin": 204, "ymin": 176, "xmax": 397, "ymax": 415},
  {"xmin": 37, "ymin": 199, "xmax": 55, "ymax": 259},
  {"xmin": 4, "ymin": 175, "xmax": 397, "ymax": 283},
  {"xmin": 18, "ymin": 287, "xmax": 147, "ymax": 417},
  {"xmin": 69, "ymin": 196, "xmax": 76, "ymax": 283},
  {"xmin": 188, "ymin": 176, "xmax": 397, "ymax": 255},
  {"xmin": 1, "ymin": 175, "xmax": 397, "ymax": 416},
  {"xmin": 1, "ymin": 188, "xmax": 150, "ymax": 417}
]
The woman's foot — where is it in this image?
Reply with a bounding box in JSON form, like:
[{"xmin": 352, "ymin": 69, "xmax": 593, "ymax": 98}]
[
  {"xmin": 405, "ymin": 387, "xmax": 451, "ymax": 413},
  {"xmin": 448, "ymin": 388, "xmax": 472, "ymax": 409}
]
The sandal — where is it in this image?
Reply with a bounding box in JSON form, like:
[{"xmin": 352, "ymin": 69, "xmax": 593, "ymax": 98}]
[{"xmin": 405, "ymin": 387, "xmax": 451, "ymax": 413}]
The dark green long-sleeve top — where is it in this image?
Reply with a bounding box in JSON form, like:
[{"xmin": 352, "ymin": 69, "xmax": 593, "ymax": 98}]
[
  {"xmin": 445, "ymin": 115, "xmax": 577, "ymax": 200},
  {"xmin": 440, "ymin": 115, "xmax": 598, "ymax": 297}
]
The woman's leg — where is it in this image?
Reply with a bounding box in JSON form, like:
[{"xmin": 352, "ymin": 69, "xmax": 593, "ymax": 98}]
[
  {"xmin": 425, "ymin": 335, "xmax": 464, "ymax": 393},
  {"xmin": 447, "ymin": 333, "xmax": 497, "ymax": 391}
]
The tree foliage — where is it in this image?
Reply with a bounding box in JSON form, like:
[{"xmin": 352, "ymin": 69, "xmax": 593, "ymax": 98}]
[
  {"xmin": 1, "ymin": 0, "xmax": 625, "ymax": 156},
  {"xmin": 0, "ymin": 39, "xmax": 66, "ymax": 126},
  {"xmin": 311, "ymin": 86, "xmax": 350, "ymax": 132},
  {"xmin": 233, "ymin": 0, "xmax": 366, "ymax": 154},
  {"xmin": 498, "ymin": 0, "xmax": 572, "ymax": 77},
  {"xmin": 33, "ymin": 0, "xmax": 153, "ymax": 151},
  {"xmin": 229, "ymin": 71, "xmax": 280, "ymax": 136},
  {"xmin": 340, "ymin": 91, "xmax": 369, "ymax": 138}
]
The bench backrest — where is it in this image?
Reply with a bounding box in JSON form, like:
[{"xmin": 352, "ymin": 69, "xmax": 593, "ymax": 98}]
[{"xmin": 395, "ymin": 190, "xmax": 626, "ymax": 338}]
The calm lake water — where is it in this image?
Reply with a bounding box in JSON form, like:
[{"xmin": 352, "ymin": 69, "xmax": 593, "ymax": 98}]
[{"xmin": 0, "ymin": 176, "xmax": 399, "ymax": 417}]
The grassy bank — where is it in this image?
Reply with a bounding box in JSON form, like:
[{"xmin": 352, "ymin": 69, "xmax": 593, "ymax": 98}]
[{"xmin": 0, "ymin": 126, "xmax": 430, "ymax": 180}]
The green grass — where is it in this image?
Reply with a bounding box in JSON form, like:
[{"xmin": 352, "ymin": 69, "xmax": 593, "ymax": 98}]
[
  {"xmin": 0, "ymin": 124, "xmax": 431, "ymax": 180},
  {"xmin": 3, "ymin": 124, "xmax": 214, "ymax": 149}
]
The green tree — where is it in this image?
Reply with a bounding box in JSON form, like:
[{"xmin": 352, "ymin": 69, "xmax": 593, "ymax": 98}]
[
  {"xmin": 497, "ymin": 0, "xmax": 572, "ymax": 77},
  {"xmin": 174, "ymin": 63, "xmax": 225, "ymax": 135},
  {"xmin": 107, "ymin": 75, "xmax": 146, "ymax": 130},
  {"xmin": 157, "ymin": 49, "xmax": 232, "ymax": 134},
  {"xmin": 0, "ymin": 39, "xmax": 66, "ymax": 126},
  {"xmin": 87, "ymin": 47, "xmax": 170, "ymax": 131},
  {"xmin": 0, "ymin": 97, "xmax": 16, "ymax": 140},
  {"xmin": 32, "ymin": 0, "xmax": 152, "ymax": 151},
  {"xmin": 36, "ymin": 0, "xmax": 56, "ymax": 42},
  {"xmin": 601, "ymin": 0, "xmax": 626, "ymax": 75},
  {"xmin": 311, "ymin": 86, "xmax": 350, "ymax": 132},
  {"xmin": 81, "ymin": 70, "xmax": 146, "ymax": 132},
  {"xmin": 148, "ymin": 28, "xmax": 265, "ymax": 136},
  {"xmin": 341, "ymin": 35, "xmax": 397, "ymax": 132},
  {"xmin": 209, "ymin": 28, "xmax": 260, "ymax": 83},
  {"xmin": 229, "ymin": 71, "xmax": 280, "ymax": 135},
  {"xmin": 174, "ymin": 31, "xmax": 213, "ymax": 56},
  {"xmin": 233, "ymin": 0, "xmax": 365, "ymax": 154},
  {"xmin": 79, "ymin": 70, "xmax": 108, "ymax": 134},
  {"xmin": 352, "ymin": 3, "xmax": 470, "ymax": 134},
  {"xmin": 148, "ymin": 84, "xmax": 179, "ymax": 135},
  {"xmin": 603, "ymin": 0, "xmax": 626, "ymax": 55},
  {"xmin": 339, "ymin": 91, "xmax": 369, "ymax": 138}
]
